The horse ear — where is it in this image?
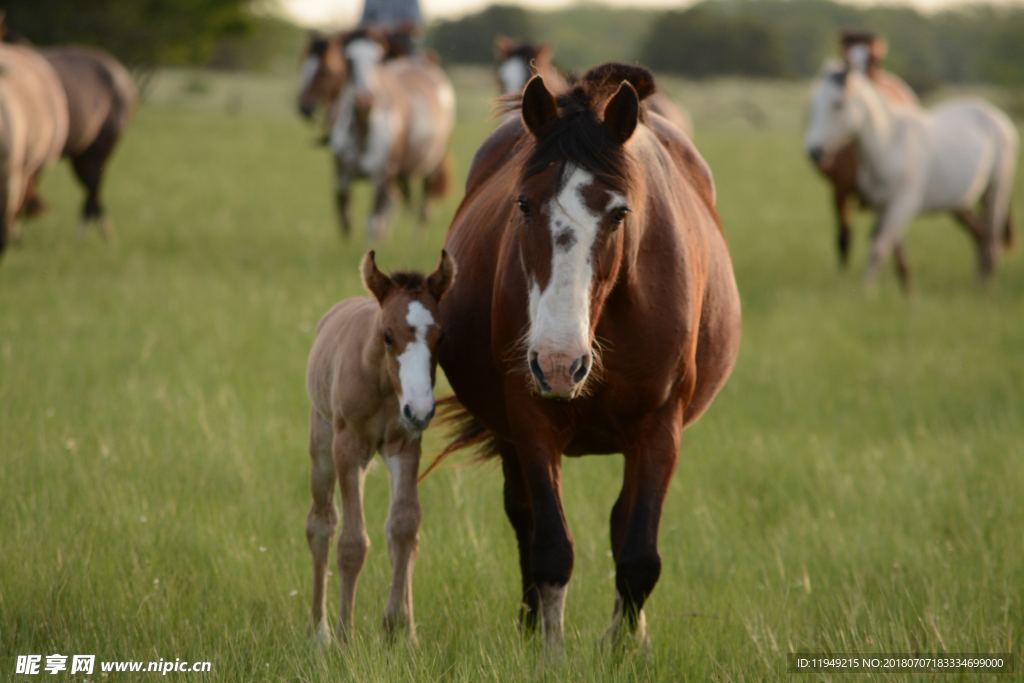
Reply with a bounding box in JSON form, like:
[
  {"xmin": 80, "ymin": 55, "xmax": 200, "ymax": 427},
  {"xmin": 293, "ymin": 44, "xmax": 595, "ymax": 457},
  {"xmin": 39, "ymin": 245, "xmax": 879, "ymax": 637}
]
[
  {"xmin": 361, "ymin": 250, "xmax": 393, "ymax": 303},
  {"xmin": 495, "ymin": 35, "xmax": 512, "ymax": 59},
  {"xmin": 603, "ymin": 80, "xmax": 640, "ymax": 145},
  {"xmin": 427, "ymin": 250, "xmax": 457, "ymax": 301},
  {"xmin": 871, "ymin": 37, "xmax": 889, "ymax": 61},
  {"xmin": 522, "ymin": 75, "xmax": 558, "ymax": 138},
  {"xmin": 536, "ymin": 43, "xmax": 553, "ymax": 63}
]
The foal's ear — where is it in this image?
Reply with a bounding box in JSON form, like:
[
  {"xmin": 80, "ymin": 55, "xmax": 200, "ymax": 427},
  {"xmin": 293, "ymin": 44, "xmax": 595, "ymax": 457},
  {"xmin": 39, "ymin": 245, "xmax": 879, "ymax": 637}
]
[
  {"xmin": 427, "ymin": 250, "xmax": 457, "ymax": 302},
  {"xmin": 603, "ymin": 80, "xmax": 640, "ymax": 145},
  {"xmin": 361, "ymin": 250, "xmax": 393, "ymax": 303},
  {"xmin": 522, "ymin": 75, "xmax": 558, "ymax": 138}
]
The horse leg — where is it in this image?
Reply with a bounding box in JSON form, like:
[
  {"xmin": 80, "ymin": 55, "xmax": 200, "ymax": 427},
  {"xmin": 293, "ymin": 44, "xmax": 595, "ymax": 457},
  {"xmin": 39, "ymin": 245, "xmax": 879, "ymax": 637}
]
[
  {"xmin": 517, "ymin": 447, "xmax": 573, "ymax": 650},
  {"xmin": 382, "ymin": 444, "xmax": 422, "ymax": 643},
  {"xmin": 333, "ymin": 162, "xmax": 352, "ymax": 238},
  {"xmin": 420, "ymin": 154, "xmax": 452, "ymax": 228},
  {"xmin": 71, "ymin": 129, "xmax": 119, "ymax": 240},
  {"xmin": 953, "ymin": 208, "xmax": 984, "ymax": 244},
  {"xmin": 333, "ymin": 430, "xmax": 371, "ymax": 642},
  {"xmin": 892, "ymin": 243, "xmax": 912, "ymax": 293},
  {"xmin": 866, "ymin": 198, "xmax": 916, "ymax": 291},
  {"xmin": 499, "ymin": 442, "xmax": 539, "ymax": 632},
  {"xmin": 306, "ymin": 411, "xmax": 337, "ymax": 647},
  {"xmin": 367, "ymin": 180, "xmax": 393, "ymax": 241},
  {"xmin": 607, "ymin": 408, "xmax": 680, "ymax": 646},
  {"xmin": 834, "ymin": 186, "xmax": 852, "ymax": 268}
]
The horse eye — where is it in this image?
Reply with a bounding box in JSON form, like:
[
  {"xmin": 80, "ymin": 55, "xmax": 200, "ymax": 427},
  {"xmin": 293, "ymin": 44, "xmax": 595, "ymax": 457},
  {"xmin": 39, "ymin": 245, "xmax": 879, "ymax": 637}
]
[
  {"xmin": 383, "ymin": 331, "xmax": 394, "ymax": 347},
  {"xmin": 516, "ymin": 195, "xmax": 530, "ymax": 216},
  {"xmin": 610, "ymin": 207, "xmax": 630, "ymax": 225}
]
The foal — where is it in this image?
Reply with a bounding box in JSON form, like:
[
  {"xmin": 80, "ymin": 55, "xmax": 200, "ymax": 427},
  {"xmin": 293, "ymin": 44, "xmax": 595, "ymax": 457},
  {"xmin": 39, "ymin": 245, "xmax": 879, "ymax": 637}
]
[{"xmin": 305, "ymin": 250, "xmax": 455, "ymax": 645}]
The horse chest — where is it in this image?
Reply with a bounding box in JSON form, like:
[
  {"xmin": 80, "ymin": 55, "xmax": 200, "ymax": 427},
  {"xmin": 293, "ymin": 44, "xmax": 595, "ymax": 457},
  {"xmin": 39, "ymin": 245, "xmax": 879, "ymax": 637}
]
[{"xmin": 330, "ymin": 99, "xmax": 395, "ymax": 177}]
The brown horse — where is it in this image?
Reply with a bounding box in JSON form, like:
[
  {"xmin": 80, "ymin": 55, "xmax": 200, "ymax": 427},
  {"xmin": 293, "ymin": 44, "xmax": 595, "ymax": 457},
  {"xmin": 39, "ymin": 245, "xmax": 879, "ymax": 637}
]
[
  {"xmin": 0, "ymin": 43, "xmax": 68, "ymax": 253},
  {"xmin": 42, "ymin": 47, "xmax": 137, "ymax": 237},
  {"xmin": 810, "ymin": 31, "xmax": 917, "ymax": 267},
  {"xmin": 305, "ymin": 250, "xmax": 455, "ymax": 646},
  {"xmin": 324, "ymin": 28, "xmax": 454, "ymax": 239},
  {"xmin": 432, "ymin": 64, "xmax": 741, "ymax": 647},
  {"xmin": 494, "ymin": 37, "xmax": 693, "ymax": 137},
  {"xmin": 297, "ymin": 26, "xmax": 419, "ymax": 141}
]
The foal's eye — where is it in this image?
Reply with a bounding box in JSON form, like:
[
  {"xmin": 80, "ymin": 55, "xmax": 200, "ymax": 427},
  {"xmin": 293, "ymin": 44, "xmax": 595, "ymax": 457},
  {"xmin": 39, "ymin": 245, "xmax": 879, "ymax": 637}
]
[
  {"xmin": 383, "ymin": 331, "xmax": 394, "ymax": 347},
  {"xmin": 516, "ymin": 195, "xmax": 530, "ymax": 216},
  {"xmin": 610, "ymin": 207, "xmax": 631, "ymax": 226}
]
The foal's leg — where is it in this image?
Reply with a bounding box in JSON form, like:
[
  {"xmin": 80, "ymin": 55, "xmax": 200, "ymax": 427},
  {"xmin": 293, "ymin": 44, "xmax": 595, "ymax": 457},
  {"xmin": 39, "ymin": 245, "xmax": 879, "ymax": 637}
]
[
  {"xmin": 607, "ymin": 410, "xmax": 681, "ymax": 646},
  {"xmin": 382, "ymin": 442, "xmax": 422, "ymax": 642},
  {"xmin": 833, "ymin": 186, "xmax": 853, "ymax": 269},
  {"xmin": 333, "ymin": 430, "xmax": 372, "ymax": 641},
  {"xmin": 306, "ymin": 411, "xmax": 337, "ymax": 647}
]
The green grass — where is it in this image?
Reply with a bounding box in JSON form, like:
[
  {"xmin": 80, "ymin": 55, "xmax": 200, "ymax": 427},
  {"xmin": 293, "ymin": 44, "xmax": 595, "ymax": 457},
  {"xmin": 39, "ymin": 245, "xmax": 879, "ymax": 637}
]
[{"xmin": 1, "ymin": 67, "xmax": 1022, "ymax": 681}]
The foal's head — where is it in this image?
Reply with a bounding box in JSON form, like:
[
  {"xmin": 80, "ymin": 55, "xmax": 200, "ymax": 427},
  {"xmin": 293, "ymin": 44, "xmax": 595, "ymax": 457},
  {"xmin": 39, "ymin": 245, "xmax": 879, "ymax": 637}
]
[
  {"xmin": 495, "ymin": 36, "xmax": 552, "ymax": 95},
  {"xmin": 512, "ymin": 65, "xmax": 651, "ymax": 399},
  {"xmin": 361, "ymin": 251, "xmax": 456, "ymax": 432},
  {"xmin": 804, "ymin": 61, "xmax": 870, "ymax": 169}
]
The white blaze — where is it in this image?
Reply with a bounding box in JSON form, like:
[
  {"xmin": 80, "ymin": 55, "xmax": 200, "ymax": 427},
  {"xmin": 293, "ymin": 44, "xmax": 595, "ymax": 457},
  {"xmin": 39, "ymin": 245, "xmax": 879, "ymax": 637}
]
[
  {"xmin": 345, "ymin": 38, "xmax": 383, "ymax": 90},
  {"xmin": 498, "ymin": 57, "xmax": 529, "ymax": 95},
  {"xmin": 528, "ymin": 166, "xmax": 624, "ymax": 355},
  {"xmin": 397, "ymin": 301, "xmax": 435, "ymax": 423}
]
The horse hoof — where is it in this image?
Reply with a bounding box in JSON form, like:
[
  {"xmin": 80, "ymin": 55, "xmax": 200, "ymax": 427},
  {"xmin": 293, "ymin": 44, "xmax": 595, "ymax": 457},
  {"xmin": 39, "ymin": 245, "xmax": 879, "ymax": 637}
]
[{"xmin": 310, "ymin": 621, "xmax": 332, "ymax": 650}]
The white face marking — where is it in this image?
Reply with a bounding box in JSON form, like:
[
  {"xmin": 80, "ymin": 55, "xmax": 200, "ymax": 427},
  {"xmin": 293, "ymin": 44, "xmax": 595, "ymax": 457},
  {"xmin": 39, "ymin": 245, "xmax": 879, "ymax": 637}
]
[
  {"xmin": 345, "ymin": 39, "xmax": 383, "ymax": 90},
  {"xmin": 498, "ymin": 57, "xmax": 529, "ymax": 95},
  {"xmin": 527, "ymin": 166, "xmax": 624, "ymax": 356},
  {"xmin": 846, "ymin": 44, "xmax": 871, "ymax": 72},
  {"xmin": 299, "ymin": 55, "xmax": 320, "ymax": 94},
  {"xmin": 804, "ymin": 71, "xmax": 853, "ymax": 158},
  {"xmin": 397, "ymin": 301, "xmax": 435, "ymax": 424}
]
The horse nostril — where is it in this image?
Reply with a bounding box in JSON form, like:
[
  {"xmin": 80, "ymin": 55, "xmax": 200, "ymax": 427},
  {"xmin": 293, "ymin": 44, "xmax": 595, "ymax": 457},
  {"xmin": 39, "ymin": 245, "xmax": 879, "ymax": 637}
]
[
  {"xmin": 808, "ymin": 146, "xmax": 824, "ymax": 164},
  {"xmin": 570, "ymin": 353, "xmax": 590, "ymax": 384},
  {"xmin": 403, "ymin": 404, "xmax": 413, "ymax": 421},
  {"xmin": 529, "ymin": 352, "xmax": 551, "ymax": 392}
]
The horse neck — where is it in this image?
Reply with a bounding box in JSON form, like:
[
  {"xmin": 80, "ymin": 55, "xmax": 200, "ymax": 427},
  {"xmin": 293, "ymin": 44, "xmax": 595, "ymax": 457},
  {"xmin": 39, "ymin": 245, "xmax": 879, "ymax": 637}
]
[{"xmin": 850, "ymin": 76, "xmax": 896, "ymax": 177}]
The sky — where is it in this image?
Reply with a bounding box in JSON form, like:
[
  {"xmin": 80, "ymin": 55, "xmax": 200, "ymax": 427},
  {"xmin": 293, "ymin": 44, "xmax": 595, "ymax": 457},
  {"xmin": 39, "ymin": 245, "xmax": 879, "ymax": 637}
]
[{"xmin": 279, "ymin": 0, "xmax": 1007, "ymax": 26}]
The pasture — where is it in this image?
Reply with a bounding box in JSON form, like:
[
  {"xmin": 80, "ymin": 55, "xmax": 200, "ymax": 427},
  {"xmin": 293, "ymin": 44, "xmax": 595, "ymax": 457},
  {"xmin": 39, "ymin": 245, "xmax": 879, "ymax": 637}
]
[{"xmin": 1, "ymin": 66, "xmax": 1022, "ymax": 681}]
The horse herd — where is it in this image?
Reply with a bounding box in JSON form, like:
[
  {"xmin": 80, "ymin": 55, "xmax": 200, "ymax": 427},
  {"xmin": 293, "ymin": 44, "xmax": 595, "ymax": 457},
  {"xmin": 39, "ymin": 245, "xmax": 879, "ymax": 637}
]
[
  {"xmin": 296, "ymin": 26, "xmax": 1018, "ymax": 652},
  {"xmin": 1, "ymin": 20, "xmax": 1017, "ymax": 653}
]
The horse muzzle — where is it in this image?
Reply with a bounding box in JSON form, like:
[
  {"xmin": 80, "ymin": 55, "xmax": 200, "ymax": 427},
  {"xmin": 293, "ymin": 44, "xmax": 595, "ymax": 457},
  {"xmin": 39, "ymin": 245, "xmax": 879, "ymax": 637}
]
[{"xmin": 529, "ymin": 348, "xmax": 592, "ymax": 400}]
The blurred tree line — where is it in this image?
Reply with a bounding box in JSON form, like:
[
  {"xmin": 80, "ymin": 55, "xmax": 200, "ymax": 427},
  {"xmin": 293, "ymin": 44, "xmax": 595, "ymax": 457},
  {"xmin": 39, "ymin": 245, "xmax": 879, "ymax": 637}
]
[
  {"xmin": 426, "ymin": 0, "xmax": 1024, "ymax": 92},
  {"xmin": 2, "ymin": 0, "xmax": 302, "ymax": 73}
]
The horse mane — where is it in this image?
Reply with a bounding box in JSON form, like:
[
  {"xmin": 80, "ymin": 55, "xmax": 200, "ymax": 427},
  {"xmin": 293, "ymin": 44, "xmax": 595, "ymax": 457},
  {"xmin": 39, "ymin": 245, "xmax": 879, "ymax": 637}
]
[{"xmin": 499, "ymin": 63, "xmax": 658, "ymax": 192}]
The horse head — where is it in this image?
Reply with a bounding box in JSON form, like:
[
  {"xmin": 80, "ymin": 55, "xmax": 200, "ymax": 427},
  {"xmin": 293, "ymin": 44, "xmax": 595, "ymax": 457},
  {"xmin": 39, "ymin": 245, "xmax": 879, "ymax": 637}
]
[
  {"xmin": 511, "ymin": 65, "xmax": 654, "ymax": 399},
  {"xmin": 297, "ymin": 31, "xmax": 345, "ymax": 120},
  {"xmin": 805, "ymin": 60, "xmax": 872, "ymax": 170},
  {"xmin": 495, "ymin": 36, "xmax": 553, "ymax": 95}
]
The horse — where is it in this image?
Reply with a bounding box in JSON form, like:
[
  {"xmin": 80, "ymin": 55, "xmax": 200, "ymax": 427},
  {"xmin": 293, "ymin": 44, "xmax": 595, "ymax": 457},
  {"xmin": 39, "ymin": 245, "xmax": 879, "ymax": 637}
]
[
  {"xmin": 0, "ymin": 42, "xmax": 68, "ymax": 253},
  {"xmin": 809, "ymin": 31, "xmax": 919, "ymax": 267},
  {"xmin": 42, "ymin": 47, "xmax": 136, "ymax": 237},
  {"xmin": 305, "ymin": 250, "xmax": 456, "ymax": 646},
  {"xmin": 325, "ymin": 28, "xmax": 454, "ymax": 240},
  {"xmin": 430, "ymin": 63, "xmax": 741, "ymax": 648},
  {"xmin": 805, "ymin": 51, "xmax": 1018, "ymax": 289},
  {"xmin": 494, "ymin": 37, "xmax": 693, "ymax": 138},
  {"xmin": 297, "ymin": 26, "xmax": 419, "ymax": 142}
]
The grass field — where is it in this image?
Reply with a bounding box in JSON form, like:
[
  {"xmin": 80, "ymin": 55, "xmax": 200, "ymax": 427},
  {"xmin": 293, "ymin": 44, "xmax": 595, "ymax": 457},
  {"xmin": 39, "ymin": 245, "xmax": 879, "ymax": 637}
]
[{"xmin": 1, "ymin": 66, "xmax": 1022, "ymax": 681}]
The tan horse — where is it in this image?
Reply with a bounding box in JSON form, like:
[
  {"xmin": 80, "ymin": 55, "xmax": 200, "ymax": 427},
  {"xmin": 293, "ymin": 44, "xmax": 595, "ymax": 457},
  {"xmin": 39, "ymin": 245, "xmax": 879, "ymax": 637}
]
[
  {"xmin": 43, "ymin": 46, "xmax": 137, "ymax": 237},
  {"xmin": 0, "ymin": 43, "xmax": 67, "ymax": 252},
  {"xmin": 305, "ymin": 250, "xmax": 455, "ymax": 646},
  {"xmin": 322, "ymin": 28, "xmax": 455, "ymax": 240},
  {"xmin": 432, "ymin": 64, "xmax": 740, "ymax": 648},
  {"xmin": 494, "ymin": 37, "xmax": 692, "ymax": 137}
]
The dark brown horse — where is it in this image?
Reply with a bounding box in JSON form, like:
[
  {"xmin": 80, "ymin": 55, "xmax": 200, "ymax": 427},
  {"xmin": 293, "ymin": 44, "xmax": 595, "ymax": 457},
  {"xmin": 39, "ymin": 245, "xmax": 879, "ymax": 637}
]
[
  {"xmin": 43, "ymin": 47, "xmax": 137, "ymax": 236},
  {"xmin": 811, "ymin": 31, "xmax": 917, "ymax": 267},
  {"xmin": 432, "ymin": 64, "xmax": 741, "ymax": 647}
]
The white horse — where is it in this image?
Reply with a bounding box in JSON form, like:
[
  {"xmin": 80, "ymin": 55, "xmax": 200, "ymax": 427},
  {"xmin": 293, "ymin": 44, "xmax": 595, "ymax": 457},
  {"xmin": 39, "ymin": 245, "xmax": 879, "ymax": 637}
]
[{"xmin": 805, "ymin": 52, "xmax": 1018, "ymax": 289}]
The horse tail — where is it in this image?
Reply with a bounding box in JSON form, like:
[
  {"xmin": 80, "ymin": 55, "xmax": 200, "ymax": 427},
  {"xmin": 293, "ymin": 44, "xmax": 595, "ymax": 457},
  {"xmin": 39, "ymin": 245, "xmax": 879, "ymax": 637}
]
[
  {"xmin": 417, "ymin": 394, "xmax": 498, "ymax": 482},
  {"xmin": 424, "ymin": 152, "xmax": 452, "ymax": 200}
]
